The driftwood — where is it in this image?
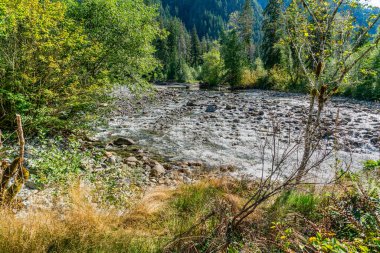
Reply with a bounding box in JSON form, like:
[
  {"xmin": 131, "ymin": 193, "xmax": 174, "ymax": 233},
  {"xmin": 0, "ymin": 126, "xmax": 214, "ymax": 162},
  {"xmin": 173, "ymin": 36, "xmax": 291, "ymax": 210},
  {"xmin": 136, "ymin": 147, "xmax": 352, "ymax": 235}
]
[{"xmin": 0, "ymin": 114, "xmax": 29, "ymax": 204}]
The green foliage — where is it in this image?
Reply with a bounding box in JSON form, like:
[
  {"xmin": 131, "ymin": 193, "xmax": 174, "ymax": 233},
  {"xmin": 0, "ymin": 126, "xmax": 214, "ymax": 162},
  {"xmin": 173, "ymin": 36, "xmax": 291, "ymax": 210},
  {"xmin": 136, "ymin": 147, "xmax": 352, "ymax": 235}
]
[
  {"xmin": 261, "ymin": 0, "xmax": 283, "ymax": 69},
  {"xmin": 239, "ymin": 0, "xmax": 255, "ymax": 63},
  {"xmin": 0, "ymin": 0, "xmax": 161, "ymax": 133},
  {"xmin": 29, "ymin": 139, "xmax": 88, "ymax": 188},
  {"xmin": 267, "ymin": 65, "xmax": 292, "ymax": 90},
  {"xmin": 270, "ymin": 190, "xmax": 322, "ymax": 221},
  {"xmin": 0, "ymin": 0, "xmax": 94, "ymax": 130},
  {"xmin": 156, "ymin": 16, "xmax": 197, "ymax": 82},
  {"xmin": 308, "ymin": 232, "xmax": 365, "ymax": 253},
  {"xmin": 160, "ymin": 0, "xmax": 263, "ymax": 40},
  {"xmin": 271, "ymin": 166, "xmax": 380, "ymax": 253},
  {"xmin": 221, "ymin": 30, "xmax": 246, "ymax": 87},
  {"xmin": 363, "ymin": 160, "xmax": 380, "ymax": 171},
  {"xmin": 190, "ymin": 26, "xmax": 202, "ymax": 67},
  {"xmin": 172, "ymin": 184, "xmax": 220, "ymax": 214},
  {"xmin": 200, "ymin": 47, "xmax": 224, "ymax": 87},
  {"xmin": 66, "ymin": 0, "xmax": 162, "ymax": 92},
  {"xmin": 345, "ymin": 46, "xmax": 380, "ymax": 101}
]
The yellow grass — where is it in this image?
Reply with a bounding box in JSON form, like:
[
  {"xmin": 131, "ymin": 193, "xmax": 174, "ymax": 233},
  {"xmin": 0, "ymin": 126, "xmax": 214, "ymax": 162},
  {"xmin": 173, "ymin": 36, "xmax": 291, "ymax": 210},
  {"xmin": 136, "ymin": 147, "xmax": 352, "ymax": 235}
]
[{"xmin": 0, "ymin": 179, "xmax": 247, "ymax": 253}]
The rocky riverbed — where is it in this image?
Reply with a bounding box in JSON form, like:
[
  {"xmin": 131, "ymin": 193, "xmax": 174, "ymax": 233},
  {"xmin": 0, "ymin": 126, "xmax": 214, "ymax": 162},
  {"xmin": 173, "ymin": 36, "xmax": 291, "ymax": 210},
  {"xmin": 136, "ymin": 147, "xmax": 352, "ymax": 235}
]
[
  {"xmin": 95, "ymin": 86, "xmax": 380, "ymax": 181},
  {"xmin": 14, "ymin": 86, "xmax": 380, "ymax": 212}
]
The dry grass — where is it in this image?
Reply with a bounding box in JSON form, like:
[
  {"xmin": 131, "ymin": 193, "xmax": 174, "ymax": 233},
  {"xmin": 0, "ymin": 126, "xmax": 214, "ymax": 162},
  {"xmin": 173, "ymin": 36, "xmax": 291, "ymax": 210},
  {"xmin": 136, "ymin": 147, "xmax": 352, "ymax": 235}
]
[
  {"xmin": 0, "ymin": 179, "xmax": 247, "ymax": 253},
  {"xmin": 1, "ymin": 175, "xmax": 370, "ymax": 253},
  {"xmin": 0, "ymin": 186, "xmax": 132, "ymax": 253}
]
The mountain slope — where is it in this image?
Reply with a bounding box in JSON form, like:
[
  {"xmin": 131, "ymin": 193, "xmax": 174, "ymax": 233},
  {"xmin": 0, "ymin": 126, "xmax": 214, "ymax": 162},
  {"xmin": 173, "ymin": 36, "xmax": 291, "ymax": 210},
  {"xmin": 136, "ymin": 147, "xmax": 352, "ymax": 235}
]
[{"xmin": 160, "ymin": 0, "xmax": 263, "ymax": 39}]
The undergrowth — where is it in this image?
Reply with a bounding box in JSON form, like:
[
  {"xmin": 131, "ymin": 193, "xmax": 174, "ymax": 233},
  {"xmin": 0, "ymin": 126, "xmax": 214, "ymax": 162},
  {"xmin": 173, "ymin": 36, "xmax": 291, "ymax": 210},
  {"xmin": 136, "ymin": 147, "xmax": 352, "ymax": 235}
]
[{"xmin": 0, "ymin": 163, "xmax": 379, "ymax": 252}]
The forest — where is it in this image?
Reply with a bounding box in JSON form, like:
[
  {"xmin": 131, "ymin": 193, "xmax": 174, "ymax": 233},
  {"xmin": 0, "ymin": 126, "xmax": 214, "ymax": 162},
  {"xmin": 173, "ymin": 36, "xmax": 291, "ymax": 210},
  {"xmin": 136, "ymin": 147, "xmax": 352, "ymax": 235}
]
[
  {"xmin": 0, "ymin": 0, "xmax": 379, "ymax": 252},
  {"xmin": 151, "ymin": 0, "xmax": 380, "ymax": 100}
]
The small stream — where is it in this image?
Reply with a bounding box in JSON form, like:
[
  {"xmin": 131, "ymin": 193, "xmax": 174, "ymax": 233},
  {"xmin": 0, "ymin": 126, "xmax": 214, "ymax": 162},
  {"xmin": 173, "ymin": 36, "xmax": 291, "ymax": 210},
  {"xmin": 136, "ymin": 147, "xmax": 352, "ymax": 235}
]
[{"xmin": 96, "ymin": 86, "xmax": 380, "ymax": 179}]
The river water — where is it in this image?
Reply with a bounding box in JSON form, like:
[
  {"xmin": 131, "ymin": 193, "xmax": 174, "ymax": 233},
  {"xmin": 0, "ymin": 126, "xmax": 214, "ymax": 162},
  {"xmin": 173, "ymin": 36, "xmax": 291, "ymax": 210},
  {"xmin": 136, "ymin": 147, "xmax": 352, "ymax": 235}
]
[{"xmin": 96, "ymin": 86, "xmax": 380, "ymax": 180}]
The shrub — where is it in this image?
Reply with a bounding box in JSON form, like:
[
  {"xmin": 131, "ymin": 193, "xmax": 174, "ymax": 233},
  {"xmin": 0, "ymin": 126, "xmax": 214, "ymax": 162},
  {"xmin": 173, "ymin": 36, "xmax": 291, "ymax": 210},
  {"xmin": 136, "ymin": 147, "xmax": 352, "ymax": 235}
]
[
  {"xmin": 200, "ymin": 47, "xmax": 224, "ymax": 87},
  {"xmin": 240, "ymin": 58, "xmax": 267, "ymax": 88},
  {"xmin": 0, "ymin": 0, "xmax": 161, "ymax": 133},
  {"xmin": 28, "ymin": 138, "xmax": 89, "ymax": 188},
  {"xmin": 268, "ymin": 65, "xmax": 292, "ymax": 91},
  {"xmin": 363, "ymin": 160, "xmax": 380, "ymax": 171},
  {"xmin": 0, "ymin": 0, "xmax": 105, "ymax": 131}
]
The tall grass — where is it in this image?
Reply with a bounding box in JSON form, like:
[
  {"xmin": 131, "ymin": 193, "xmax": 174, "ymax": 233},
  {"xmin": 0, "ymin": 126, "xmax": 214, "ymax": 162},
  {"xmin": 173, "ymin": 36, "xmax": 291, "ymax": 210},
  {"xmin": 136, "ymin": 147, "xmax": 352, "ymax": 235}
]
[
  {"xmin": 0, "ymin": 180, "xmax": 241, "ymax": 253},
  {"xmin": 2, "ymin": 173, "xmax": 376, "ymax": 253}
]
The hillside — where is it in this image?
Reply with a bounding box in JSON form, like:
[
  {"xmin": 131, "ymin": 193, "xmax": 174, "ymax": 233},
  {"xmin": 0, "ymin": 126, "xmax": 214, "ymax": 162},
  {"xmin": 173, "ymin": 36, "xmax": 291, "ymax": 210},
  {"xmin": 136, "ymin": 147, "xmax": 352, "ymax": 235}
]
[
  {"xmin": 159, "ymin": 0, "xmax": 263, "ymax": 39},
  {"xmin": 157, "ymin": 0, "xmax": 379, "ymax": 39}
]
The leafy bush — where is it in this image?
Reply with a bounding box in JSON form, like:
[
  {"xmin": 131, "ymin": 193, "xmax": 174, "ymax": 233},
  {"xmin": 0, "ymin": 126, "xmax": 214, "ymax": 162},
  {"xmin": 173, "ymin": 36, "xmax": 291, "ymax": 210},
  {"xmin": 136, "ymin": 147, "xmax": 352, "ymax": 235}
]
[
  {"xmin": 0, "ymin": 0, "xmax": 161, "ymax": 133},
  {"xmin": 0, "ymin": 0, "xmax": 102, "ymax": 131},
  {"xmin": 363, "ymin": 160, "xmax": 380, "ymax": 171},
  {"xmin": 29, "ymin": 139, "xmax": 89, "ymax": 188},
  {"xmin": 344, "ymin": 46, "xmax": 380, "ymax": 101},
  {"xmin": 271, "ymin": 166, "xmax": 380, "ymax": 253},
  {"xmin": 200, "ymin": 47, "xmax": 224, "ymax": 87},
  {"xmin": 268, "ymin": 65, "xmax": 292, "ymax": 91},
  {"xmin": 66, "ymin": 0, "xmax": 161, "ymax": 91},
  {"xmin": 240, "ymin": 58, "xmax": 267, "ymax": 88}
]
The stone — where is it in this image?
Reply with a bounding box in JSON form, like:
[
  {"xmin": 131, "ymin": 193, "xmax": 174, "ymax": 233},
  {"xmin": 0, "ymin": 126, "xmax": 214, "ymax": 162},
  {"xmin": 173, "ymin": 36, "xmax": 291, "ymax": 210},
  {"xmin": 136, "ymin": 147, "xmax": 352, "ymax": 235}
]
[
  {"xmin": 188, "ymin": 161, "xmax": 203, "ymax": 167},
  {"xmin": 105, "ymin": 151, "xmax": 114, "ymax": 158},
  {"xmin": 178, "ymin": 168, "xmax": 192, "ymax": 176},
  {"xmin": 206, "ymin": 105, "xmax": 217, "ymax": 113},
  {"xmin": 220, "ymin": 165, "xmax": 229, "ymax": 172},
  {"xmin": 225, "ymin": 104, "xmax": 236, "ymax": 110},
  {"xmin": 150, "ymin": 163, "xmax": 166, "ymax": 177},
  {"xmin": 186, "ymin": 101, "xmax": 196, "ymax": 106},
  {"xmin": 80, "ymin": 161, "xmax": 91, "ymax": 171},
  {"xmin": 125, "ymin": 156, "xmax": 139, "ymax": 163},
  {"xmin": 113, "ymin": 138, "xmax": 136, "ymax": 146},
  {"xmin": 107, "ymin": 156, "xmax": 117, "ymax": 165},
  {"xmin": 227, "ymin": 165, "xmax": 237, "ymax": 172},
  {"xmin": 25, "ymin": 180, "xmax": 39, "ymax": 190},
  {"xmin": 370, "ymin": 137, "xmax": 379, "ymax": 146},
  {"xmin": 182, "ymin": 176, "xmax": 192, "ymax": 184}
]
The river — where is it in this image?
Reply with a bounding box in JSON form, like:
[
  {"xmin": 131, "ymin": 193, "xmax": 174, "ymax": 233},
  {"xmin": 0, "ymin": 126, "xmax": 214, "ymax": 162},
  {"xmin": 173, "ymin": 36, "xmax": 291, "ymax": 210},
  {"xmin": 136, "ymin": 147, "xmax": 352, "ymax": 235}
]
[{"xmin": 96, "ymin": 86, "xmax": 380, "ymax": 180}]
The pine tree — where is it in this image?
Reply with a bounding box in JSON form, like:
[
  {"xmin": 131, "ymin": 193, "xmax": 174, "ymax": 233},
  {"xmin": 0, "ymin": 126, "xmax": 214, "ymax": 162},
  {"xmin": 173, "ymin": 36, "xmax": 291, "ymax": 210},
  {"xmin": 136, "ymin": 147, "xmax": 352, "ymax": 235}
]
[
  {"xmin": 201, "ymin": 37, "xmax": 208, "ymax": 55},
  {"xmin": 261, "ymin": 0, "xmax": 282, "ymax": 69},
  {"xmin": 239, "ymin": 0, "xmax": 255, "ymax": 64},
  {"xmin": 221, "ymin": 30, "xmax": 246, "ymax": 87},
  {"xmin": 190, "ymin": 26, "xmax": 202, "ymax": 66}
]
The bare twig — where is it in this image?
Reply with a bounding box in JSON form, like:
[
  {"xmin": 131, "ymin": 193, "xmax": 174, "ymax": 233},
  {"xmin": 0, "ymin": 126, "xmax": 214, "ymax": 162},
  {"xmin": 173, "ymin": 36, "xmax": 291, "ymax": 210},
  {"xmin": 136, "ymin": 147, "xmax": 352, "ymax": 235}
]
[{"xmin": 16, "ymin": 114, "xmax": 25, "ymax": 166}]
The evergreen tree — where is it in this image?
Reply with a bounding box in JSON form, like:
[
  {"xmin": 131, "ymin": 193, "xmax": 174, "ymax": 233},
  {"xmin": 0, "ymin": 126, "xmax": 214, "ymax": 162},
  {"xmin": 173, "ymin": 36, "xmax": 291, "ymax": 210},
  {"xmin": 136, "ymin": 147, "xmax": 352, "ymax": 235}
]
[
  {"xmin": 261, "ymin": 0, "xmax": 282, "ymax": 69},
  {"xmin": 156, "ymin": 17, "xmax": 193, "ymax": 81},
  {"xmin": 239, "ymin": 0, "xmax": 255, "ymax": 64},
  {"xmin": 201, "ymin": 37, "xmax": 208, "ymax": 55},
  {"xmin": 190, "ymin": 26, "xmax": 202, "ymax": 66},
  {"xmin": 220, "ymin": 30, "xmax": 246, "ymax": 87}
]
